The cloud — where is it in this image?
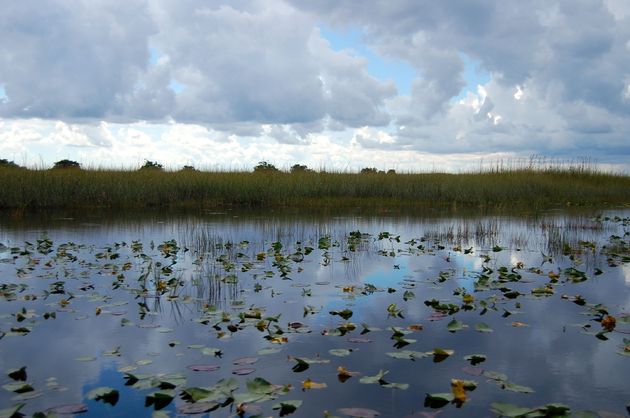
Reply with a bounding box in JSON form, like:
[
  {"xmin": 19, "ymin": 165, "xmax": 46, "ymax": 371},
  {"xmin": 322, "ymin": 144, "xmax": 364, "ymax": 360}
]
[
  {"xmin": 0, "ymin": 0, "xmax": 156, "ymax": 120},
  {"xmin": 1, "ymin": 0, "xmax": 630, "ymax": 169}
]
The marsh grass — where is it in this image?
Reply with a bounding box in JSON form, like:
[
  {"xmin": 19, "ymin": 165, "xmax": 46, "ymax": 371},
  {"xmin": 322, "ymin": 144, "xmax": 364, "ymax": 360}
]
[{"xmin": 0, "ymin": 164, "xmax": 629, "ymax": 210}]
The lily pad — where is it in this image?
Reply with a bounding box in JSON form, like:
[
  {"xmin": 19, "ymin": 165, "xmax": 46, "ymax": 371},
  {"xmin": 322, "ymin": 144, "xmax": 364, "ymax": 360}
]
[
  {"xmin": 338, "ymin": 407, "xmax": 380, "ymax": 417},
  {"xmin": 272, "ymin": 400, "xmax": 302, "ymax": 416},
  {"xmin": 257, "ymin": 347, "xmax": 282, "ymax": 355},
  {"xmin": 475, "ymin": 322, "xmax": 493, "ymax": 333},
  {"xmin": 329, "ymin": 348, "xmax": 356, "ymax": 357},
  {"xmin": 447, "ymin": 319, "xmax": 467, "ymax": 332},
  {"xmin": 232, "ymin": 368, "xmax": 256, "ymax": 375},
  {"xmin": 187, "ymin": 364, "xmax": 220, "ymax": 372},
  {"xmin": 490, "ymin": 402, "xmax": 535, "ymax": 417},
  {"xmin": 87, "ymin": 387, "xmax": 119, "ymax": 406},
  {"xmin": 464, "ymin": 354, "xmax": 486, "ymax": 365},
  {"xmin": 424, "ymin": 393, "xmax": 454, "ymax": 408},
  {"xmin": 46, "ymin": 404, "xmax": 88, "ymax": 414}
]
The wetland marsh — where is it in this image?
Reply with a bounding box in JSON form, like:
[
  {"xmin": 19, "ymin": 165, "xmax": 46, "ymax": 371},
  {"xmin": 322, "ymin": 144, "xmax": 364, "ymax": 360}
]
[{"xmin": 0, "ymin": 210, "xmax": 629, "ymax": 417}]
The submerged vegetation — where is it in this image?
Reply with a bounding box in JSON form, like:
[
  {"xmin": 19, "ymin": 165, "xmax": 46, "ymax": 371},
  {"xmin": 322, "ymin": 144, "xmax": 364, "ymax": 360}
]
[{"xmin": 0, "ymin": 158, "xmax": 629, "ymax": 210}]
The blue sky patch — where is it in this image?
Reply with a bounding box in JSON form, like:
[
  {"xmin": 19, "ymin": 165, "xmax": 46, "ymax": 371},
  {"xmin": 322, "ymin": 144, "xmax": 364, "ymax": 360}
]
[
  {"xmin": 169, "ymin": 80, "xmax": 184, "ymax": 94},
  {"xmin": 0, "ymin": 84, "xmax": 7, "ymax": 103},
  {"xmin": 455, "ymin": 53, "xmax": 491, "ymax": 100},
  {"xmin": 149, "ymin": 47, "xmax": 160, "ymax": 66},
  {"xmin": 319, "ymin": 25, "xmax": 416, "ymax": 96}
]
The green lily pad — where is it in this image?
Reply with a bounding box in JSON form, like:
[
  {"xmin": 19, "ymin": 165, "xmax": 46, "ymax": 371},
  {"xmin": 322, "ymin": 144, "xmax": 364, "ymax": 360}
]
[
  {"xmin": 7, "ymin": 367, "xmax": 26, "ymax": 382},
  {"xmin": 272, "ymin": 400, "xmax": 302, "ymax": 416},
  {"xmin": 464, "ymin": 354, "xmax": 486, "ymax": 365},
  {"xmin": 502, "ymin": 382, "xmax": 534, "ymax": 393},
  {"xmin": 424, "ymin": 393, "xmax": 454, "ymax": 408},
  {"xmin": 329, "ymin": 348, "xmax": 356, "ymax": 357},
  {"xmin": 490, "ymin": 402, "xmax": 535, "ymax": 417},
  {"xmin": 87, "ymin": 387, "xmax": 119, "ymax": 406},
  {"xmin": 2, "ymin": 382, "xmax": 34, "ymax": 393},
  {"xmin": 75, "ymin": 356, "xmax": 97, "ymax": 362},
  {"xmin": 447, "ymin": 319, "xmax": 467, "ymax": 332},
  {"xmin": 385, "ymin": 350, "xmax": 428, "ymax": 361},
  {"xmin": 475, "ymin": 322, "xmax": 493, "ymax": 333},
  {"xmin": 359, "ymin": 370, "xmax": 388, "ymax": 385},
  {"xmin": 338, "ymin": 407, "xmax": 380, "ymax": 417},
  {"xmin": 258, "ymin": 347, "xmax": 282, "ymax": 355},
  {"xmin": 0, "ymin": 404, "xmax": 24, "ymax": 418}
]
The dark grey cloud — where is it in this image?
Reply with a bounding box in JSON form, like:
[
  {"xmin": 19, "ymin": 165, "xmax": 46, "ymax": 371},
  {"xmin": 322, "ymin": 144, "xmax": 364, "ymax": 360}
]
[
  {"xmin": 0, "ymin": 0, "xmax": 156, "ymax": 120},
  {"xmin": 0, "ymin": 0, "xmax": 394, "ymax": 128}
]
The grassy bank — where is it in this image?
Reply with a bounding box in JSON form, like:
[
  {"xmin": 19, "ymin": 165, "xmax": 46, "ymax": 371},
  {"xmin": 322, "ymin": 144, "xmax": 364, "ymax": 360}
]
[{"xmin": 1, "ymin": 166, "xmax": 629, "ymax": 210}]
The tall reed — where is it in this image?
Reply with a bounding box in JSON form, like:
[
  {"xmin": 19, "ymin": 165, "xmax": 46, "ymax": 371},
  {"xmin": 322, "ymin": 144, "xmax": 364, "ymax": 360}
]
[{"xmin": 0, "ymin": 165, "xmax": 628, "ymax": 210}]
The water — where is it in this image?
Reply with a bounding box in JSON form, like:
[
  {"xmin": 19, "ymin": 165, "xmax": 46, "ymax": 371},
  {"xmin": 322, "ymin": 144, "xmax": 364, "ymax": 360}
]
[{"xmin": 0, "ymin": 209, "xmax": 628, "ymax": 417}]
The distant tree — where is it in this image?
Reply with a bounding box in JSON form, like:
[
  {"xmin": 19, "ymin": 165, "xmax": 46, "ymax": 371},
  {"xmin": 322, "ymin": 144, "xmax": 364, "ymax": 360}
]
[
  {"xmin": 0, "ymin": 159, "xmax": 20, "ymax": 168},
  {"xmin": 180, "ymin": 165, "xmax": 198, "ymax": 172},
  {"xmin": 387, "ymin": 169, "xmax": 396, "ymax": 175},
  {"xmin": 254, "ymin": 161, "xmax": 280, "ymax": 172},
  {"xmin": 290, "ymin": 164, "xmax": 313, "ymax": 173},
  {"xmin": 52, "ymin": 159, "xmax": 81, "ymax": 169},
  {"xmin": 139, "ymin": 160, "xmax": 164, "ymax": 171},
  {"xmin": 360, "ymin": 167, "xmax": 378, "ymax": 174}
]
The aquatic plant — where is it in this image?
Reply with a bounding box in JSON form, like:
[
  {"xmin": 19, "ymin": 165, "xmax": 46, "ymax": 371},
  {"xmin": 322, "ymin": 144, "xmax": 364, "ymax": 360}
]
[{"xmin": 0, "ymin": 163, "xmax": 628, "ymax": 209}]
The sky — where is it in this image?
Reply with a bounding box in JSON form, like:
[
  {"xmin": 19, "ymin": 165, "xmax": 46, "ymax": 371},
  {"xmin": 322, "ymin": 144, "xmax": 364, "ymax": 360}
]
[{"xmin": 1, "ymin": 0, "xmax": 630, "ymax": 172}]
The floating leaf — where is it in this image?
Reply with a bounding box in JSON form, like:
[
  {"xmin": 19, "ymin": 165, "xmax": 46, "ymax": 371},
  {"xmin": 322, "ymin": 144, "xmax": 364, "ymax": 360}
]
[
  {"xmin": 475, "ymin": 322, "xmax": 493, "ymax": 333},
  {"xmin": 87, "ymin": 387, "xmax": 119, "ymax": 406},
  {"xmin": 74, "ymin": 356, "xmax": 97, "ymax": 362},
  {"xmin": 330, "ymin": 309, "xmax": 353, "ymax": 320},
  {"xmin": 291, "ymin": 358, "xmax": 309, "ymax": 373},
  {"xmin": 483, "ymin": 370, "xmax": 508, "ymax": 382},
  {"xmin": 2, "ymin": 382, "xmax": 33, "ymax": 393},
  {"xmin": 386, "ymin": 350, "xmax": 428, "ymax": 361},
  {"xmin": 187, "ymin": 364, "xmax": 220, "ymax": 372},
  {"xmin": 431, "ymin": 348, "xmax": 454, "ymax": 362},
  {"xmin": 424, "ymin": 393, "xmax": 454, "ymax": 408},
  {"xmin": 145, "ymin": 390, "xmax": 174, "ymax": 410},
  {"xmin": 447, "ymin": 319, "xmax": 467, "ymax": 332},
  {"xmin": 347, "ymin": 337, "xmax": 372, "ymax": 344},
  {"xmin": 272, "ymin": 400, "xmax": 302, "ymax": 416},
  {"xmin": 201, "ymin": 347, "xmax": 222, "ymax": 357},
  {"xmin": 381, "ymin": 382, "xmax": 409, "ymax": 390},
  {"xmin": 359, "ymin": 370, "xmax": 388, "ymax": 385},
  {"xmin": 464, "ymin": 354, "xmax": 486, "ymax": 365},
  {"xmin": 177, "ymin": 402, "xmax": 219, "ymax": 415},
  {"xmin": 46, "ymin": 404, "xmax": 88, "ymax": 415},
  {"xmin": 338, "ymin": 407, "xmax": 380, "ymax": 417},
  {"xmin": 257, "ymin": 347, "xmax": 282, "ymax": 355},
  {"xmin": 337, "ymin": 366, "xmax": 360, "ymax": 382},
  {"xmin": 302, "ymin": 379, "xmax": 327, "ymax": 390},
  {"xmin": 7, "ymin": 367, "xmax": 26, "ymax": 382},
  {"xmin": 490, "ymin": 402, "xmax": 535, "ymax": 417},
  {"xmin": 329, "ymin": 348, "xmax": 356, "ymax": 357},
  {"xmin": 233, "ymin": 357, "xmax": 258, "ymax": 365},
  {"xmin": 502, "ymin": 382, "xmax": 534, "ymax": 393},
  {"xmin": 0, "ymin": 404, "xmax": 24, "ymax": 418},
  {"xmin": 232, "ymin": 368, "xmax": 256, "ymax": 375},
  {"xmin": 186, "ymin": 344, "xmax": 204, "ymax": 349}
]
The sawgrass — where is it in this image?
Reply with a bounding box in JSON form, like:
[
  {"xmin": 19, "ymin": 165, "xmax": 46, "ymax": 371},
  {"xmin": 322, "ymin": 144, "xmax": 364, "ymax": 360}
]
[{"xmin": 0, "ymin": 165, "xmax": 629, "ymax": 210}]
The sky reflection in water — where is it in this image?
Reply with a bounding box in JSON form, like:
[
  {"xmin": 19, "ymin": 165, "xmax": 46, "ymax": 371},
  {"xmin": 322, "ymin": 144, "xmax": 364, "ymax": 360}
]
[{"xmin": 0, "ymin": 210, "xmax": 628, "ymax": 417}]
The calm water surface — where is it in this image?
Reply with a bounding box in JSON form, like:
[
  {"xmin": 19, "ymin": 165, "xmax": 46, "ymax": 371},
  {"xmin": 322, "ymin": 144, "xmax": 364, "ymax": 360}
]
[{"xmin": 0, "ymin": 209, "xmax": 628, "ymax": 417}]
